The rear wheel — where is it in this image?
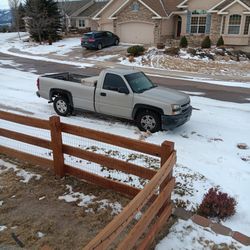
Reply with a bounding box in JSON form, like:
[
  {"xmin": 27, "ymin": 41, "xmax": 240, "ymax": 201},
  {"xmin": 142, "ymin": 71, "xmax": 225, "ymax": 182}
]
[
  {"xmin": 114, "ymin": 39, "xmax": 119, "ymax": 46},
  {"xmin": 53, "ymin": 96, "xmax": 71, "ymax": 116},
  {"xmin": 136, "ymin": 110, "xmax": 161, "ymax": 133},
  {"xmin": 97, "ymin": 43, "xmax": 102, "ymax": 50}
]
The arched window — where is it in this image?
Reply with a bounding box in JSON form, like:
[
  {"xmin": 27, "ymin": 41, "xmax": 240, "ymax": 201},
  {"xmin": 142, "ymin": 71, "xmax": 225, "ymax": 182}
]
[
  {"xmin": 131, "ymin": 2, "xmax": 140, "ymax": 12},
  {"xmin": 244, "ymin": 16, "xmax": 250, "ymax": 35},
  {"xmin": 228, "ymin": 15, "xmax": 241, "ymax": 34}
]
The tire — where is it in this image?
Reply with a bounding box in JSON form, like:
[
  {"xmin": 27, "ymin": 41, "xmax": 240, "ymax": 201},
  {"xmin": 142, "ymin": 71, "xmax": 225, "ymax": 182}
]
[
  {"xmin": 136, "ymin": 110, "xmax": 161, "ymax": 133},
  {"xmin": 97, "ymin": 43, "xmax": 102, "ymax": 50},
  {"xmin": 114, "ymin": 39, "xmax": 119, "ymax": 46},
  {"xmin": 53, "ymin": 96, "xmax": 71, "ymax": 116}
]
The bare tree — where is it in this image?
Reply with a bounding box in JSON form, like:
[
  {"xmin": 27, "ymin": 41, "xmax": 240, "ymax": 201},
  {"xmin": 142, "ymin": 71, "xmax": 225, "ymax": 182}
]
[
  {"xmin": 57, "ymin": 0, "xmax": 72, "ymax": 34},
  {"xmin": 8, "ymin": 0, "xmax": 21, "ymax": 39}
]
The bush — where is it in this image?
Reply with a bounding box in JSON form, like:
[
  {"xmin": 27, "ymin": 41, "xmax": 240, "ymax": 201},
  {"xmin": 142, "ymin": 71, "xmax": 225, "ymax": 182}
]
[
  {"xmin": 180, "ymin": 36, "xmax": 188, "ymax": 48},
  {"xmin": 245, "ymin": 52, "xmax": 250, "ymax": 60},
  {"xmin": 164, "ymin": 47, "xmax": 180, "ymax": 56},
  {"xmin": 197, "ymin": 188, "xmax": 237, "ymax": 220},
  {"xmin": 127, "ymin": 45, "xmax": 145, "ymax": 57},
  {"xmin": 157, "ymin": 43, "xmax": 165, "ymax": 49},
  {"xmin": 216, "ymin": 36, "xmax": 224, "ymax": 47},
  {"xmin": 201, "ymin": 36, "xmax": 212, "ymax": 49},
  {"xmin": 187, "ymin": 48, "xmax": 196, "ymax": 56}
]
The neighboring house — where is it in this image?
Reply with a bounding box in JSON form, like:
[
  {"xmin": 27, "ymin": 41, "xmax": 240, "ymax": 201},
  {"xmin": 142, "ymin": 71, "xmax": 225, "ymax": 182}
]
[
  {"xmin": 59, "ymin": 0, "xmax": 109, "ymax": 31},
  {"xmin": 92, "ymin": 0, "xmax": 250, "ymax": 48}
]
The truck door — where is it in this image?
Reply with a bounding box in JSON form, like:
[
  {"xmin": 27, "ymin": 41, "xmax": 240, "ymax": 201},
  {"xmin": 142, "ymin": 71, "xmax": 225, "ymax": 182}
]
[{"xmin": 95, "ymin": 73, "xmax": 133, "ymax": 118}]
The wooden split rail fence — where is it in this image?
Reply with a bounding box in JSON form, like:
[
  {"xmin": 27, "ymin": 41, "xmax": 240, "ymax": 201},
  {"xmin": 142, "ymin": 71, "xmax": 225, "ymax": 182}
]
[{"xmin": 0, "ymin": 110, "xmax": 176, "ymax": 249}]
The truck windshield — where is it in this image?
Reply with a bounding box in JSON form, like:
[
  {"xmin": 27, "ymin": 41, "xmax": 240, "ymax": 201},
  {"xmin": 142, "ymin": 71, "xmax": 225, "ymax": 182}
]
[{"xmin": 125, "ymin": 72, "xmax": 157, "ymax": 93}]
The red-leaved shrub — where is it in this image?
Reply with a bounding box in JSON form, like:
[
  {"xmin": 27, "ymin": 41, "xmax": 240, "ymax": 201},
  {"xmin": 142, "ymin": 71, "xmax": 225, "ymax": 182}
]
[{"xmin": 197, "ymin": 188, "xmax": 237, "ymax": 220}]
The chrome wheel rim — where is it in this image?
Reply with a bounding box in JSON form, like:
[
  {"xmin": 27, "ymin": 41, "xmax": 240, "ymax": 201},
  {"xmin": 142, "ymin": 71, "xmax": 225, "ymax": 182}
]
[
  {"xmin": 56, "ymin": 100, "xmax": 67, "ymax": 113},
  {"xmin": 141, "ymin": 115, "xmax": 156, "ymax": 131}
]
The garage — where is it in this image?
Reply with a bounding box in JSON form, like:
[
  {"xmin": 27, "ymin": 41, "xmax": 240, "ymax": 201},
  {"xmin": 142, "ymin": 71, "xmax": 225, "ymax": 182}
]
[
  {"xmin": 101, "ymin": 23, "xmax": 114, "ymax": 32},
  {"xmin": 117, "ymin": 22, "xmax": 155, "ymax": 44}
]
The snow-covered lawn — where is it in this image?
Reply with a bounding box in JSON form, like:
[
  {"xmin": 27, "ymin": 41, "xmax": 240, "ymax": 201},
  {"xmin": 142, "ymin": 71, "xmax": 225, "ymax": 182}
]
[
  {"xmin": 120, "ymin": 47, "xmax": 250, "ymax": 79},
  {"xmin": 0, "ymin": 64, "xmax": 249, "ymax": 247},
  {"xmin": 0, "ymin": 32, "xmax": 93, "ymax": 68},
  {"xmin": 156, "ymin": 219, "xmax": 248, "ymax": 250},
  {"xmin": 0, "ymin": 33, "xmax": 249, "ymax": 248}
]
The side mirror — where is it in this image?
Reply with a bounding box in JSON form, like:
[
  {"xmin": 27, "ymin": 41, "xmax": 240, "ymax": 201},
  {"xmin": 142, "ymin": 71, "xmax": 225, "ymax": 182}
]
[{"xmin": 118, "ymin": 87, "xmax": 129, "ymax": 95}]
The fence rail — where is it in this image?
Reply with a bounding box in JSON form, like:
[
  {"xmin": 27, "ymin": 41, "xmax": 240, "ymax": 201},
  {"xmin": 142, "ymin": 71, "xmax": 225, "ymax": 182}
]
[{"xmin": 0, "ymin": 110, "xmax": 176, "ymax": 249}]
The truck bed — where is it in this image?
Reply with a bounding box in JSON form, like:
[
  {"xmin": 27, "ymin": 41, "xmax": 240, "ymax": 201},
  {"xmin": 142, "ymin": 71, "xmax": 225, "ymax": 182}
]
[{"xmin": 41, "ymin": 72, "xmax": 97, "ymax": 86}]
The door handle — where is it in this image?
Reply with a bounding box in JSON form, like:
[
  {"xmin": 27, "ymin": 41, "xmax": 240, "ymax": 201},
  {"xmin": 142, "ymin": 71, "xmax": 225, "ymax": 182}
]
[{"xmin": 100, "ymin": 92, "xmax": 106, "ymax": 96}]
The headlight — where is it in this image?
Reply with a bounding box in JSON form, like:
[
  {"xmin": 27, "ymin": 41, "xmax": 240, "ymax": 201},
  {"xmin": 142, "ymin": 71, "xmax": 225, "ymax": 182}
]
[{"xmin": 171, "ymin": 104, "xmax": 181, "ymax": 115}]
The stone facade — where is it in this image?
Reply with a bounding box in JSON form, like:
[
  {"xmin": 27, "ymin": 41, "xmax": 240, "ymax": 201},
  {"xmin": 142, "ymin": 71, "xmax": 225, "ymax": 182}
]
[
  {"xmin": 115, "ymin": 2, "xmax": 161, "ymax": 43},
  {"xmin": 95, "ymin": 0, "xmax": 250, "ymax": 48},
  {"xmin": 210, "ymin": 14, "xmax": 222, "ymax": 43},
  {"xmin": 186, "ymin": 35, "xmax": 207, "ymax": 47}
]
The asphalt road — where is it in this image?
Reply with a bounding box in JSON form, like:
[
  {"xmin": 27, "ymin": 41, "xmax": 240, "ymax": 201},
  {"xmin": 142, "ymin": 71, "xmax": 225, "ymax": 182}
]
[{"xmin": 0, "ymin": 52, "xmax": 249, "ymax": 103}]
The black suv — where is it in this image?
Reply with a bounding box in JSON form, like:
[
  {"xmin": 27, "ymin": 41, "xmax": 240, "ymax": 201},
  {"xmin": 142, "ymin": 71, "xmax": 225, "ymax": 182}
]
[{"xmin": 81, "ymin": 31, "xmax": 120, "ymax": 50}]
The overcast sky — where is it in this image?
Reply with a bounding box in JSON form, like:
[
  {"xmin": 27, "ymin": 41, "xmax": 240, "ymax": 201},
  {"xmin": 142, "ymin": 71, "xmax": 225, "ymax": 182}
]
[{"xmin": 0, "ymin": 0, "xmax": 9, "ymax": 9}]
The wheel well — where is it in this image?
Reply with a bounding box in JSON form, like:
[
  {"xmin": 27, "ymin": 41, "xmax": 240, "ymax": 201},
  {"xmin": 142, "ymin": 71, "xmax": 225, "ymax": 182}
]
[
  {"xmin": 133, "ymin": 105, "xmax": 163, "ymax": 119},
  {"xmin": 50, "ymin": 89, "xmax": 73, "ymax": 106}
]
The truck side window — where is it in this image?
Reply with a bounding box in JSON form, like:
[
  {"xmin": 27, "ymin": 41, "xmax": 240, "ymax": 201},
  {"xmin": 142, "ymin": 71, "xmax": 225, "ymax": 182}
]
[{"xmin": 103, "ymin": 73, "xmax": 128, "ymax": 92}]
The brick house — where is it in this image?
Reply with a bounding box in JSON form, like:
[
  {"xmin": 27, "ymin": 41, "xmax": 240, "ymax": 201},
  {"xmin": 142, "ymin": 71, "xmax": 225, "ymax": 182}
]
[
  {"xmin": 92, "ymin": 0, "xmax": 250, "ymax": 48},
  {"xmin": 58, "ymin": 0, "xmax": 108, "ymax": 31}
]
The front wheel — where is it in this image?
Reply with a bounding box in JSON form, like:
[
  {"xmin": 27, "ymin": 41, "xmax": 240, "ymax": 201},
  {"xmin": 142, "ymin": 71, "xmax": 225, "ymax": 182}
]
[
  {"xmin": 136, "ymin": 110, "xmax": 161, "ymax": 133},
  {"xmin": 97, "ymin": 43, "xmax": 102, "ymax": 50},
  {"xmin": 53, "ymin": 96, "xmax": 71, "ymax": 116}
]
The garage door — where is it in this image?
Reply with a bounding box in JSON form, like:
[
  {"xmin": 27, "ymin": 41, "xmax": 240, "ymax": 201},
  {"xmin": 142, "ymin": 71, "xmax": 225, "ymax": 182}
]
[
  {"xmin": 117, "ymin": 22, "xmax": 154, "ymax": 44},
  {"xmin": 101, "ymin": 23, "xmax": 113, "ymax": 32}
]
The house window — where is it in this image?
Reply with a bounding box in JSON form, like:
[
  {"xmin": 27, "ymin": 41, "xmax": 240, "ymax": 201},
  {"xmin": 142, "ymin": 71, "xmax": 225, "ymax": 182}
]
[
  {"xmin": 79, "ymin": 19, "xmax": 85, "ymax": 28},
  {"xmin": 192, "ymin": 10, "xmax": 207, "ymax": 15},
  {"xmin": 244, "ymin": 16, "xmax": 250, "ymax": 35},
  {"xmin": 191, "ymin": 16, "xmax": 207, "ymax": 34},
  {"xmin": 228, "ymin": 15, "xmax": 241, "ymax": 34},
  {"xmin": 131, "ymin": 2, "xmax": 140, "ymax": 12},
  {"xmin": 221, "ymin": 16, "xmax": 226, "ymax": 34}
]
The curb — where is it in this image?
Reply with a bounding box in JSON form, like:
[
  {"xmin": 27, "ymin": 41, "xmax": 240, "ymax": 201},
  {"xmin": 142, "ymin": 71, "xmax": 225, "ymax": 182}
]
[{"xmin": 173, "ymin": 207, "xmax": 250, "ymax": 246}]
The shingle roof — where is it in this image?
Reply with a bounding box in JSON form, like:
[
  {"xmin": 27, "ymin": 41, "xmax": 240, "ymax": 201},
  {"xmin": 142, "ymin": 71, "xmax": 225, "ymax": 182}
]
[
  {"xmin": 161, "ymin": 0, "xmax": 184, "ymax": 14},
  {"xmin": 212, "ymin": 0, "xmax": 250, "ymax": 11},
  {"xmin": 58, "ymin": 0, "xmax": 91, "ymax": 16},
  {"xmin": 242, "ymin": 0, "xmax": 250, "ymax": 7},
  {"xmin": 78, "ymin": 1, "xmax": 108, "ymax": 17},
  {"xmin": 141, "ymin": 0, "xmax": 183, "ymax": 16}
]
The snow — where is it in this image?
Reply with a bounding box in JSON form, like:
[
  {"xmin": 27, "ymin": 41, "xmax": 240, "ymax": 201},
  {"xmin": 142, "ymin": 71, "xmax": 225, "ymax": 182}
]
[
  {"xmin": 58, "ymin": 185, "xmax": 122, "ymax": 215},
  {"xmin": 87, "ymin": 54, "xmax": 119, "ymax": 61},
  {"xmin": 156, "ymin": 219, "xmax": 248, "ymax": 250},
  {"xmin": 0, "ymin": 67, "xmax": 249, "ymax": 238},
  {"xmin": 0, "ymin": 33, "xmax": 250, "ymax": 246},
  {"xmin": 37, "ymin": 232, "xmax": 46, "ymax": 238},
  {"xmin": 0, "ymin": 159, "xmax": 41, "ymax": 183},
  {"xmin": 0, "ymin": 33, "xmax": 93, "ymax": 68},
  {"xmin": 0, "ymin": 225, "xmax": 7, "ymax": 232}
]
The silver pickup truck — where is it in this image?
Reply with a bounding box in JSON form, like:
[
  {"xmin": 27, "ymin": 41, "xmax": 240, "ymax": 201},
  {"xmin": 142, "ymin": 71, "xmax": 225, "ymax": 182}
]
[{"xmin": 36, "ymin": 68, "xmax": 192, "ymax": 132}]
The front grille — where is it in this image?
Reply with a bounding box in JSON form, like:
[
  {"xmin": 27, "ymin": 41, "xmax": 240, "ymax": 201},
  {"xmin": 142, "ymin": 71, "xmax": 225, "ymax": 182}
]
[{"xmin": 181, "ymin": 101, "xmax": 190, "ymax": 113}]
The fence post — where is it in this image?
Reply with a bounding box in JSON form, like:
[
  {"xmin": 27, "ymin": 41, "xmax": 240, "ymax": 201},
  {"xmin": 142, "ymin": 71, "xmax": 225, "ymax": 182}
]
[
  {"xmin": 159, "ymin": 141, "xmax": 174, "ymax": 215},
  {"xmin": 49, "ymin": 116, "xmax": 65, "ymax": 177}
]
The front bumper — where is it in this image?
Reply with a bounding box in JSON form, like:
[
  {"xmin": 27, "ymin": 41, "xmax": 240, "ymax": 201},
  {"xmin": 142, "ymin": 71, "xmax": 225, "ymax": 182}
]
[{"xmin": 161, "ymin": 106, "xmax": 192, "ymax": 130}]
